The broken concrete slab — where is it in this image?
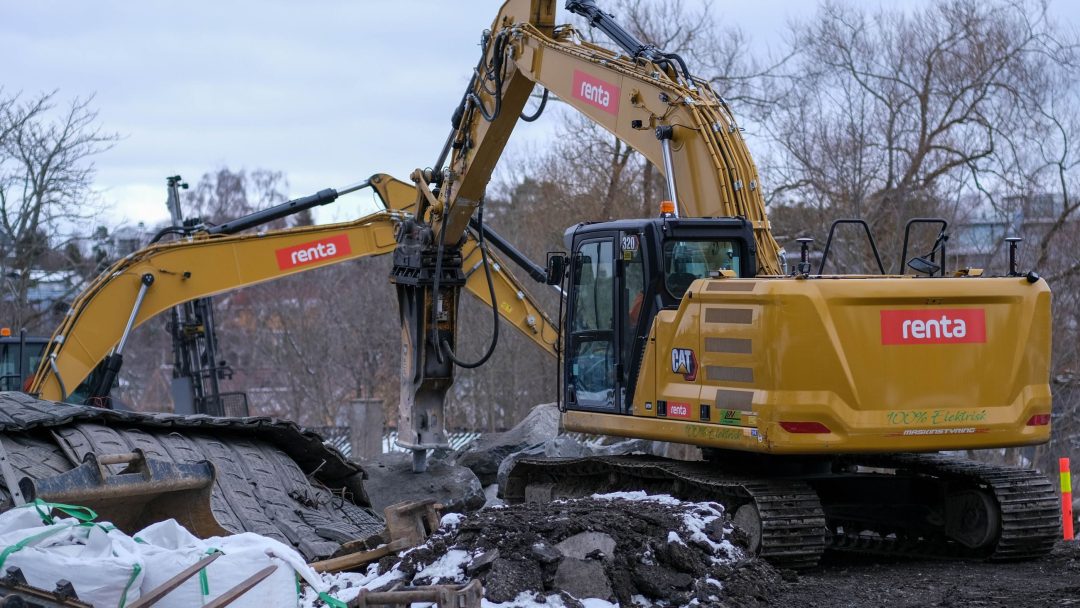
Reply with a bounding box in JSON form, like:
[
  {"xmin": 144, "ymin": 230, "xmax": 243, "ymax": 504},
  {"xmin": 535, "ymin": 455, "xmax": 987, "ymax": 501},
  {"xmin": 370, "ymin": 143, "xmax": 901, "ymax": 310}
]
[
  {"xmin": 555, "ymin": 531, "xmax": 616, "ymax": 561},
  {"xmin": 554, "ymin": 558, "xmax": 614, "ymax": 602},
  {"xmin": 455, "ymin": 403, "xmax": 560, "ymax": 485},
  {"xmin": 361, "ymin": 451, "xmax": 485, "ymax": 514}
]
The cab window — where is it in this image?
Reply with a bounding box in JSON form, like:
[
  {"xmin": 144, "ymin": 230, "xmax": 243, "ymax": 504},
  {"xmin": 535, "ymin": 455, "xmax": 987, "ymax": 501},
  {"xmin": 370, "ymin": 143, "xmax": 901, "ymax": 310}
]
[{"xmin": 663, "ymin": 239, "xmax": 742, "ymax": 298}]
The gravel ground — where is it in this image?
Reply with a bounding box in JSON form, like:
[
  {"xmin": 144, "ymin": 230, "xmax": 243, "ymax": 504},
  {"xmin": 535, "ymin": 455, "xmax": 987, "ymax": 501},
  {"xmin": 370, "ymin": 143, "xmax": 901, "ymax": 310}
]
[{"xmin": 772, "ymin": 542, "xmax": 1080, "ymax": 608}]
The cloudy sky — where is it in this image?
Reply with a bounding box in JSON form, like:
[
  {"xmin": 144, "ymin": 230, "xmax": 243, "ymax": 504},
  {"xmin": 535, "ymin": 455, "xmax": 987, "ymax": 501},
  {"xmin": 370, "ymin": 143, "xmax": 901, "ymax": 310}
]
[{"xmin": 5, "ymin": 1, "xmax": 1077, "ymax": 228}]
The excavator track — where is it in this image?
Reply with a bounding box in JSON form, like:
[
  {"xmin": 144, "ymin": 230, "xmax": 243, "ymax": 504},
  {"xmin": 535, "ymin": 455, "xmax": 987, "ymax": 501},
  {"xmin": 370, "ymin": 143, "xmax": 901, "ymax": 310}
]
[
  {"xmin": 503, "ymin": 455, "xmax": 828, "ymax": 570},
  {"xmin": 505, "ymin": 452, "xmax": 1059, "ymax": 569},
  {"xmin": 826, "ymin": 453, "xmax": 1060, "ymax": 562}
]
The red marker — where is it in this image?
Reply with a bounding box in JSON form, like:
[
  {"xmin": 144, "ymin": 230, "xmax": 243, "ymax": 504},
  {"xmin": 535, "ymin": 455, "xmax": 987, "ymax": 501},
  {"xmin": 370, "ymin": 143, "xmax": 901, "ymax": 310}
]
[{"xmin": 1062, "ymin": 457, "xmax": 1074, "ymax": 541}]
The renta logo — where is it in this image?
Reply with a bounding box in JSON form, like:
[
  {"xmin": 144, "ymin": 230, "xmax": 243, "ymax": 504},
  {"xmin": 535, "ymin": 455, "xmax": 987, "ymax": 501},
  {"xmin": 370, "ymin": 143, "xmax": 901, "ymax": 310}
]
[
  {"xmin": 880, "ymin": 308, "xmax": 986, "ymax": 345},
  {"xmin": 668, "ymin": 402, "xmax": 691, "ymax": 419},
  {"xmin": 572, "ymin": 70, "xmax": 620, "ymax": 116},
  {"xmin": 275, "ymin": 234, "xmax": 352, "ymax": 270}
]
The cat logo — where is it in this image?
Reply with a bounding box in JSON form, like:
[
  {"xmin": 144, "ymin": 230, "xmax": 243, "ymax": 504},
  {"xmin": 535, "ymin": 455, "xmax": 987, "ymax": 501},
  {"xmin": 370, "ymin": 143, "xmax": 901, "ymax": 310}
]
[{"xmin": 670, "ymin": 348, "xmax": 697, "ymax": 381}]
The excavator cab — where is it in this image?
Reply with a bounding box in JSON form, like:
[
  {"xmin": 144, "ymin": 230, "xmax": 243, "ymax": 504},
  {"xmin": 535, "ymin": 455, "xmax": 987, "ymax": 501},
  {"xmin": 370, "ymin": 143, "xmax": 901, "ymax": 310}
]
[{"xmin": 562, "ymin": 217, "xmax": 756, "ymax": 413}]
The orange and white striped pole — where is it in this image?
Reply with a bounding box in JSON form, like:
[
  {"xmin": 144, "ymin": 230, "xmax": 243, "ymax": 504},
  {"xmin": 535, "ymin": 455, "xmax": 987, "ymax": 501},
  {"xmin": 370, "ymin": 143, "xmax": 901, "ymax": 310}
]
[{"xmin": 1062, "ymin": 457, "xmax": 1074, "ymax": 541}]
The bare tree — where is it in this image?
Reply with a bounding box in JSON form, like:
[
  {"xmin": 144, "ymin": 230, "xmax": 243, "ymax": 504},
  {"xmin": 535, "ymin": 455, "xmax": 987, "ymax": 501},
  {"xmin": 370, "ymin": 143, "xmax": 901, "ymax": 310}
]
[
  {"xmin": 114, "ymin": 167, "xmax": 293, "ymax": 413},
  {"xmin": 0, "ymin": 91, "xmax": 116, "ymax": 330},
  {"xmin": 756, "ymin": 0, "xmax": 1077, "ymax": 271},
  {"xmin": 184, "ymin": 167, "xmax": 289, "ymax": 226}
]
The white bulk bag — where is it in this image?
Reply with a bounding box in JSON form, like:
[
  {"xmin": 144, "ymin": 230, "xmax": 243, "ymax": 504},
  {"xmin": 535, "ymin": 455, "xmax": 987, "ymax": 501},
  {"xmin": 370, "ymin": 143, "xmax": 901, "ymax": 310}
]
[
  {"xmin": 0, "ymin": 502, "xmax": 144, "ymax": 608},
  {"xmin": 136, "ymin": 519, "xmax": 332, "ymax": 608}
]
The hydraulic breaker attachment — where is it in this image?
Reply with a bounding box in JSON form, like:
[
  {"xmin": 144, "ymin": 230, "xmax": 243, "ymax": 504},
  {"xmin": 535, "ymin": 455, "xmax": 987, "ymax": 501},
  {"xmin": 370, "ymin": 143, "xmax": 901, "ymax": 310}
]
[{"xmin": 354, "ymin": 580, "xmax": 483, "ymax": 608}]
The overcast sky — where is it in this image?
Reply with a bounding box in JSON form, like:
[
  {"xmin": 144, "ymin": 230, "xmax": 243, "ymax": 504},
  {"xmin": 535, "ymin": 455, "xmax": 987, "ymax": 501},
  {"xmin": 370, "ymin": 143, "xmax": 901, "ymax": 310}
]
[{"xmin": 4, "ymin": 1, "xmax": 1077, "ymax": 228}]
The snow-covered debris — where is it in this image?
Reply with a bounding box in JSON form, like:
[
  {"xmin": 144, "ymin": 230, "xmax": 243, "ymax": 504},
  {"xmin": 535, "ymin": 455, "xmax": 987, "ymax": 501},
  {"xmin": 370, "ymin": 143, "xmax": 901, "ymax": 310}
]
[
  {"xmin": 441, "ymin": 512, "xmax": 466, "ymax": 529},
  {"xmin": 309, "ymin": 493, "xmax": 780, "ymax": 607},
  {"xmin": 591, "ymin": 490, "xmax": 681, "ymax": 505}
]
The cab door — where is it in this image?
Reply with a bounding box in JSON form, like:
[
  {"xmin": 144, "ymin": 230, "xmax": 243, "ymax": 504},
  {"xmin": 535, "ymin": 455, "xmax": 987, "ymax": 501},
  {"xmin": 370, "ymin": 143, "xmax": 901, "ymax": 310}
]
[{"xmin": 566, "ymin": 236, "xmax": 619, "ymax": 411}]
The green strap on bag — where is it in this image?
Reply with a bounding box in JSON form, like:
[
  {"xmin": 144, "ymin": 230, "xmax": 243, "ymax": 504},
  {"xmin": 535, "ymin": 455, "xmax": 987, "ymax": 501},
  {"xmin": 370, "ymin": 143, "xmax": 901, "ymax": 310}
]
[
  {"xmin": 318, "ymin": 591, "xmax": 348, "ymax": 608},
  {"xmin": 200, "ymin": 548, "xmax": 222, "ymax": 597},
  {"xmin": 118, "ymin": 562, "xmax": 142, "ymax": 608},
  {"xmin": 0, "ymin": 524, "xmax": 73, "ymax": 570},
  {"xmin": 30, "ymin": 499, "xmax": 98, "ymax": 525}
]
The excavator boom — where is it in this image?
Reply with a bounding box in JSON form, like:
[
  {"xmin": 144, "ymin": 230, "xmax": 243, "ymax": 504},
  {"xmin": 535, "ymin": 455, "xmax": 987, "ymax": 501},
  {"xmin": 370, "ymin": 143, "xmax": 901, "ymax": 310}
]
[{"xmin": 29, "ymin": 174, "xmax": 557, "ymax": 402}]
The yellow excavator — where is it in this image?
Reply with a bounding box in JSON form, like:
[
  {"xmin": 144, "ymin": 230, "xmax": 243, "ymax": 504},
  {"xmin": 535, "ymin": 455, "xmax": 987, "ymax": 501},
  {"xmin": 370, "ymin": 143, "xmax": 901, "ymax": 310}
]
[
  {"xmin": 24, "ymin": 0, "xmax": 1059, "ymax": 570},
  {"xmin": 385, "ymin": 0, "xmax": 1059, "ymax": 569}
]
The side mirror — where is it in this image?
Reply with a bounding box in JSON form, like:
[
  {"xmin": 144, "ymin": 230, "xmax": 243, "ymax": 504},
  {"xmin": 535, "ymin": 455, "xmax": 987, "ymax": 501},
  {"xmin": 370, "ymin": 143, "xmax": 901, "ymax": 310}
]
[
  {"xmin": 907, "ymin": 256, "xmax": 940, "ymax": 276},
  {"xmin": 545, "ymin": 252, "xmax": 567, "ymax": 285}
]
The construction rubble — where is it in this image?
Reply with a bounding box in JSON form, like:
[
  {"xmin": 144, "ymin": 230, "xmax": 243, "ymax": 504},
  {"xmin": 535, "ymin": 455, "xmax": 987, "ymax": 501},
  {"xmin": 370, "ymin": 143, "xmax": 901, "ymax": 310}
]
[
  {"xmin": 311, "ymin": 493, "xmax": 779, "ymax": 608},
  {"xmin": 0, "ymin": 395, "xmax": 784, "ymax": 607}
]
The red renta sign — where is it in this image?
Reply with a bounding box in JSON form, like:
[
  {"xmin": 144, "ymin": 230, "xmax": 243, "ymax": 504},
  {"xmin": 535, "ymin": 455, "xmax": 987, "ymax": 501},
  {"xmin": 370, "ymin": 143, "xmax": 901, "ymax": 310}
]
[
  {"xmin": 572, "ymin": 70, "xmax": 620, "ymax": 116},
  {"xmin": 880, "ymin": 308, "xmax": 986, "ymax": 345},
  {"xmin": 668, "ymin": 402, "xmax": 691, "ymax": 419},
  {"xmin": 275, "ymin": 234, "xmax": 352, "ymax": 270}
]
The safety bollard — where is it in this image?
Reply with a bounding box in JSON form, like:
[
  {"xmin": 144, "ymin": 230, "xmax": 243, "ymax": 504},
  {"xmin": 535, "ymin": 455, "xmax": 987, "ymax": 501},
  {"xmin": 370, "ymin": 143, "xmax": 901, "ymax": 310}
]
[{"xmin": 1062, "ymin": 457, "xmax": 1074, "ymax": 541}]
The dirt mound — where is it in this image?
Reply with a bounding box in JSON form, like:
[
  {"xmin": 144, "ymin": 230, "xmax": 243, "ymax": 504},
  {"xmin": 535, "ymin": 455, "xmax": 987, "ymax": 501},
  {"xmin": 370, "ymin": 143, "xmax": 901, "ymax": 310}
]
[{"xmin": 316, "ymin": 492, "xmax": 781, "ymax": 607}]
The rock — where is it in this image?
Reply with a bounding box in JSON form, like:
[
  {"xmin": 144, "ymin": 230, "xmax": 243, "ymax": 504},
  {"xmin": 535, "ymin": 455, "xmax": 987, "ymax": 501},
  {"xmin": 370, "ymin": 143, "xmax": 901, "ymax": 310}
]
[
  {"xmin": 484, "ymin": 558, "xmax": 544, "ymax": 604},
  {"xmin": 554, "ymin": 558, "xmax": 614, "ymax": 602},
  {"xmin": 555, "ymin": 531, "xmax": 616, "ymax": 561},
  {"xmin": 530, "ymin": 542, "xmax": 563, "ymax": 565},
  {"xmin": 466, "ymin": 549, "xmax": 500, "ymax": 576},
  {"xmin": 361, "ymin": 451, "xmax": 485, "ymax": 514},
  {"xmin": 632, "ymin": 563, "xmax": 693, "ymax": 599},
  {"xmin": 455, "ymin": 403, "xmax": 561, "ymax": 485}
]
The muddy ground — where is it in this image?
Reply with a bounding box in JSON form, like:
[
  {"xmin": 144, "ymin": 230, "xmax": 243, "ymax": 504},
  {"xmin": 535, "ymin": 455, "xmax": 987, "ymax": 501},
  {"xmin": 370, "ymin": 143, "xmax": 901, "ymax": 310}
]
[{"xmin": 773, "ymin": 542, "xmax": 1080, "ymax": 608}]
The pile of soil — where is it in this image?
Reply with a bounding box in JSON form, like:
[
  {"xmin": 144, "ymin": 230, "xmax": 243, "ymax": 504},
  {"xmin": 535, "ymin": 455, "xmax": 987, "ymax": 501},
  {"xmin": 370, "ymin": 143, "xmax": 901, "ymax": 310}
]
[{"xmin": 356, "ymin": 493, "xmax": 781, "ymax": 607}]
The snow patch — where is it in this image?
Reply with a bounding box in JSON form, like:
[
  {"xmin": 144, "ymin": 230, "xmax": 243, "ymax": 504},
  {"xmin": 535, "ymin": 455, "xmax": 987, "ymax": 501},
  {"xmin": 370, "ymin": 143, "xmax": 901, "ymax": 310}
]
[
  {"xmin": 441, "ymin": 512, "xmax": 465, "ymax": 529},
  {"xmin": 680, "ymin": 502, "xmax": 740, "ymax": 563},
  {"xmin": 668, "ymin": 531, "xmax": 686, "ymax": 545},
  {"xmin": 482, "ymin": 592, "xmax": 568, "ymax": 607},
  {"xmin": 304, "ymin": 563, "xmax": 405, "ymax": 606},
  {"xmin": 415, "ymin": 549, "xmax": 471, "ymax": 584},
  {"xmin": 591, "ymin": 491, "xmax": 681, "ymax": 505}
]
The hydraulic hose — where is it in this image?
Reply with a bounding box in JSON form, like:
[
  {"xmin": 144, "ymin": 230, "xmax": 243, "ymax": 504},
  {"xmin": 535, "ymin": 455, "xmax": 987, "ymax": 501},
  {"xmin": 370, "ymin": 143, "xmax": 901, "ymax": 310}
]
[
  {"xmin": 520, "ymin": 88, "xmax": 550, "ymax": 122},
  {"xmin": 430, "ymin": 201, "xmax": 500, "ymax": 369},
  {"xmin": 149, "ymin": 226, "xmax": 188, "ymax": 244}
]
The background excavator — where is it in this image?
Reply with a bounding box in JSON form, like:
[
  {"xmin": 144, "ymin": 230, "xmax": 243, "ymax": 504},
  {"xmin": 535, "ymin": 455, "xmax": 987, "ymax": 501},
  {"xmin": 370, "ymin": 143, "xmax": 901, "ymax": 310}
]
[
  {"xmin": 22, "ymin": 173, "xmax": 556, "ymax": 408},
  {"xmin": 6, "ymin": 0, "xmax": 1061, "ymax": 572}
]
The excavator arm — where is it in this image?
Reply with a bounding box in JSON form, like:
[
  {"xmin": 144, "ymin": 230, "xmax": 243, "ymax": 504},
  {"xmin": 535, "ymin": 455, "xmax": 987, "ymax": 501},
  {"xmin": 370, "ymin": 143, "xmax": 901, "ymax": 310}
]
[
  {"xmin": 393, "ymin": 0, "xmax": 790, "ymax": 469},
  {"xmin": 30, "ymin": 174, "xmax": 558, "ymax": 402},
  {"xmin": 31, "ymin": 210, "xmax": 404, "ymax": 402},
  {"xmin": 429, "ymin": 0, "xmax": 784, "ymax": 275}
]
